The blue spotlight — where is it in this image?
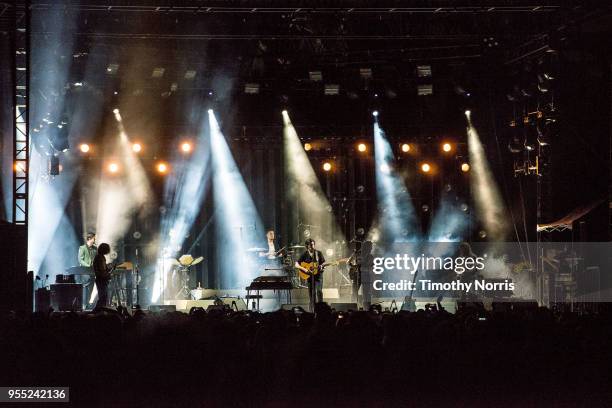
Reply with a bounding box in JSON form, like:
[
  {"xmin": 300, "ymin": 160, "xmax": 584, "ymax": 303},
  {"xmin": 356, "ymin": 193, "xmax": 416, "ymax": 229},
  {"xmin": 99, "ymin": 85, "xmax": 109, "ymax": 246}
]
[
  {"xmin": 209, "ymin": 111, "xmax": 264, "ymax": 288},
  {"xmin": 373, "ymin": 122, "xmax": 417, "ymax": 243}
]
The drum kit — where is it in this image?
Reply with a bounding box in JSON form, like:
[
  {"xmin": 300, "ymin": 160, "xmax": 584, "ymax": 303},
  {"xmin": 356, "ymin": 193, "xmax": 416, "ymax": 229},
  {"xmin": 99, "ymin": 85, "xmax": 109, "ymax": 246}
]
[{"xmin": 169, "ymin": 254, "xmax": 204, "ymax": 299}]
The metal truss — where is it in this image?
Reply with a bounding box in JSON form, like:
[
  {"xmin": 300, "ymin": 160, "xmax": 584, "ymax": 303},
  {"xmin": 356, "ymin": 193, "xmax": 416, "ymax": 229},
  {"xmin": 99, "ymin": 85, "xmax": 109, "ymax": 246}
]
[
  {"xmin": 11, "ymin": 0, "xmax": 29, "ymax": 225},
  {"xmin": 30, "ymin": 1, "xmax": 561, "ymax": 14}
]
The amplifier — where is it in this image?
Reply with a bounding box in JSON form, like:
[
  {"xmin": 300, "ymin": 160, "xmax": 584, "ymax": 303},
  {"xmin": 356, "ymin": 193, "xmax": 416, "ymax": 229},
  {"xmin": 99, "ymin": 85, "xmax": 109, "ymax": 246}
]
[
  {"xmin": 50, "ymin": 283, "xmax": 83, "ymax": 311},
  {"xmin": 56, "ymin": 274, "xmax": 76, "ymax": 284},
  {"xmin": 35, "ymin": 288, "xmax": 50, "ymax": 312}
]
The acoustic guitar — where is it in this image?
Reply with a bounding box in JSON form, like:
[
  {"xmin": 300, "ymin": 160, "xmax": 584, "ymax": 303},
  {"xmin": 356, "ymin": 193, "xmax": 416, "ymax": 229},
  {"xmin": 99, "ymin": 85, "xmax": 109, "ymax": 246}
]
[{"xmin": 298, "ymin": 258, "xmax": 349, "ymax": 281}]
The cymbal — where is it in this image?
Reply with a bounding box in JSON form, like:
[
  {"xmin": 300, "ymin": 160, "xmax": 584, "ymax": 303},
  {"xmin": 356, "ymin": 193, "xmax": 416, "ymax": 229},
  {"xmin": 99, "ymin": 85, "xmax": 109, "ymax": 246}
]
[
  {"xmin": 191, "ymin": 256, "xmax": 204, "ymax": 266},
  {"xmin": 247, "ymin": 247, "xmax": 267, "ymax": 252}
]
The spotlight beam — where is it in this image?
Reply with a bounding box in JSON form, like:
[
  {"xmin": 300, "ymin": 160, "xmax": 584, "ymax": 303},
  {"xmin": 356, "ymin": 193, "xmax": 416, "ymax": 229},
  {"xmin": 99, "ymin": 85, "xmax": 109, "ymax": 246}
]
[
  {"xmin": 152, "ymin": 113, "xmax": 212, "ymax": 302},
  {"xmin": 466, "ymin": 113, "xmax": 509, "ymax": 241},
  {"xmin": 373, "ymin": 120, "xmax": 418, "ymax": 243},
  {"xmin": 282, "ymin": 111, "xmax": 345, "ymax": 256},
  {"xmin": 210, "ymin": 110, "xmax": 264, "ymax": 288},
  {"xmin": 94, "ymin": 109, "xmax": 153, "ymax": 247}
]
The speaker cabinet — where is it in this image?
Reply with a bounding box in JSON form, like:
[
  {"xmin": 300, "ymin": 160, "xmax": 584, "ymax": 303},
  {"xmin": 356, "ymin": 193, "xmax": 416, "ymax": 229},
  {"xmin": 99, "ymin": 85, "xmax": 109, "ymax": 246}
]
[
  {"xmin": 35, "ymin": 288, "xmax": 50, "ymax": 312},
  {"xmin": 50, "ymin": 283, "xmax": 83, "ymax": 311}
]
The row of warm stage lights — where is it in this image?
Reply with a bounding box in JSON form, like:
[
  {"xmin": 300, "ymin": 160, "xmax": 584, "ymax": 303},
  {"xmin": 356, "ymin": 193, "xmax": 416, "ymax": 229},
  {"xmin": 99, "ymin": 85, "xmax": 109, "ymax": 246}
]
[
  {"xmin": 82, "ymin": 139, "xmax": 470, "ymax": 175},
  {"xmin": 81, "ymin": 109, "xmax": 471, "ymax": 175},
  {"xmin": 314, "ymin": 141, "xmax": 470, "ymax": 174},
  {"xmin": 78, "ymin": 141, "xmax": 194, "ymax": 174},
  {"xmin": 314, "ymin": 109, "xmax": 472, "ymax": 174}
]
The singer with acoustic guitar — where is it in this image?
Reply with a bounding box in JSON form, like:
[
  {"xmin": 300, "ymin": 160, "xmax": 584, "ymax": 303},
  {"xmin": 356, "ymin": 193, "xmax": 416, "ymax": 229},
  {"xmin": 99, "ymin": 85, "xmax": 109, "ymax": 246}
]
[{"xmin": 295, "ymin": 238, "xmax": 330, "ymax": 311}]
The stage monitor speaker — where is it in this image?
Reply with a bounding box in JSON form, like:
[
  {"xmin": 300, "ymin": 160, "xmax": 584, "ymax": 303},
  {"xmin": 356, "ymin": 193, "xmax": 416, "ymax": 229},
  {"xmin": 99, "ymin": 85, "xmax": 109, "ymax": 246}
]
[
  {"xmin": 0, "ymin": 223, "xmax": 28, "ymax": 312},
  {"xmin": 149, "ymin": 304, "xmax": 176, "ymax": 313},
  {"xmin": 50, "ymin": 283, "xmax": 83, "ymax": 311},
  {"xmin": 218, "ymin": 296, "xmax": 247, "ymax": 311},
  {"xmin": 185, "ymin": 300, "xmax": 217, "ymax": 311},
  {"xmin": 206, "ymin": 305, "xmax": 228, "ymax": 312},
  {"xmin": 330, "ymin": 303, "xmax": 358, "ymax": 312}
]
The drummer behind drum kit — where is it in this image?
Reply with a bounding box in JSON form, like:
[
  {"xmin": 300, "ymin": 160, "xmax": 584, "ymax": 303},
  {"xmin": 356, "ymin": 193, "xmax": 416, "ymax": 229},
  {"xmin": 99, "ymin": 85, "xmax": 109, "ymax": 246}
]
[{"xmin": 247, "ymin": 245, "xmax": 306, "ymax": 287}]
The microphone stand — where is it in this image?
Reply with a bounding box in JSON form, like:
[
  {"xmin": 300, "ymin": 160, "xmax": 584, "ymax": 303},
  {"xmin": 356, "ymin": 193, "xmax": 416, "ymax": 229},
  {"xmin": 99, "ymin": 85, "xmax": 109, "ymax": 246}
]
[{"xmin": 134, "ymin": 248, "xmax": 140, "ymax": 308}]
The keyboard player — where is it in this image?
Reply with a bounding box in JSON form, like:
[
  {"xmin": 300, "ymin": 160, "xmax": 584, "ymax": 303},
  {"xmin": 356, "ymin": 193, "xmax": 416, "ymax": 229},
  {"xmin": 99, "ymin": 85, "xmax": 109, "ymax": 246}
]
[{"xmin": 77, "ymin": 232, "xmax": 97, "ymax": 306}]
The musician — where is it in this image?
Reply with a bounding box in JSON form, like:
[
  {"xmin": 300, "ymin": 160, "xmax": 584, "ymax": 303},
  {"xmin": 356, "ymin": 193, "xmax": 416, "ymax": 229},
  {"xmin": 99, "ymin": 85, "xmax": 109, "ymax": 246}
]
[
  {"xmin": 295, "ymin": 238, "xmax": 327, "ymax": 308},
  {"xmin": 348, "ymin": 240, "xmax": 374, "ymax": 308},
  {"xmin": 78, "ymin": 232, "xmax": 97, "ymax": 267},
  {"xmin": 264, "ymin": 230, "xmax": 277, "ymax": 259},
  {"xmin": 93, "ymin": 243, "xmax": 113, "ymax": 310},
  {"xmin": 78, "ymin": 232, "xmax": 97, "ymax": 305}
]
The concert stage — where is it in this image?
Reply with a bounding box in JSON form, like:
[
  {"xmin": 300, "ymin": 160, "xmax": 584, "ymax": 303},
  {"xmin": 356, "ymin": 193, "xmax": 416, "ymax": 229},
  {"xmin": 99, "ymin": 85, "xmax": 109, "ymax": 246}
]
[{"xmin": 1, "ymin": 2, "xmax": 611, "ymax": 405}]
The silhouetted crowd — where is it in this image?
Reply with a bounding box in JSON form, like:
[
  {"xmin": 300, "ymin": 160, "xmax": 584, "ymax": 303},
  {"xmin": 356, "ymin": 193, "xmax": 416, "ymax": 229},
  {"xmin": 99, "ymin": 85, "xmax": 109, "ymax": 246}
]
[{"xmin": 1, "ymin": 303, "xmax": 611, "ymax": 407}]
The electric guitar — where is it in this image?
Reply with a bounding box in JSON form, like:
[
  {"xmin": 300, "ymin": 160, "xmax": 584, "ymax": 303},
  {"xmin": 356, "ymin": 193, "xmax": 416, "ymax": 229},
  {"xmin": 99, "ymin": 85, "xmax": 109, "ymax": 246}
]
[{"xmin": 298, "ymin": 258, "xmax": 349, "ymax": 281}]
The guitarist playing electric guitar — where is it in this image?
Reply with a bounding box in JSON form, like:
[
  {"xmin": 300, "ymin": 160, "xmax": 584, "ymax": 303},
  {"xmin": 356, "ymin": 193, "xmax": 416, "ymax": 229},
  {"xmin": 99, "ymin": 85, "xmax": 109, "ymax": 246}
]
[{"xmin": 295, "ymin": 238, "xmax": 328, "ymax": 311}]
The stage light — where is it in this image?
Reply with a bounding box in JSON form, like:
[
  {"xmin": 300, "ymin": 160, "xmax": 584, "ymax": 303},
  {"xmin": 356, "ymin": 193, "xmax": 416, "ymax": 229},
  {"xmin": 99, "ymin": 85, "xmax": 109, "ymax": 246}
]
[
  {"xmin": 181, "ymin": 142, "xmax": 192, "ymax": 153},
  {"xmin": 132, "ymin": 143, "xmax": 142, "ymax": 153},
  {"xmin": 357, "ymin": 143, "xmax": 367, "ymax": 152},
  {"xmin": 323, "ymin": 162, "xmax": 332, "ymax": 172},
  {"xmin": 113, "ymin": 108, "xmax": 119, "ymax": 114},
  {"xmin": 309, "ymin": 71, "xmax": 323, "ymax": 82},
  {"xmin": 79, "ymin": 143, "xmax": 90, "ymax": 153},
  {"xmin": 108, "ymin": 162, "xmax": 119, "ymax": 173},
  {"xmin": 326, "ymin": 248, "xmax": 334, "ymax": 257},
  {"xmin": 465, "ymin": 110, "xmax": 471, "ymax": 116},
  {"xmin": 417, "ymin": 84, "xmax": 433, "ymax": 96},
  {"xmin": 461, "ymin": 163, "xmax": 470, "ymax": 172},
  {"xmin": 14, "ymin": 162, "xmax": 25, "ymax": 173},
  {"xmin": 372, "ymin": 110, "xmax": 379, "ymax": 117},
  {"xmin": 379, "ymin": 163, "xmax": 391, "ymax": 174},
  {"xmin": 442, "ymin": 143, "xmax": 452, "ymax": 152},
  {"xmin": 244, "ymin": 83, "xmax": 260, "ymax": 94},
  {"xmin": 207, "ymin": 109, "xmax": 213, "ymax": 114},
  {"xmin": 282, "ymin": 110, "xmax": 288, "ymax": 116},
  {"xmin": 421, "ymin": 163, "xmax": 431, "ymax": 173},
  {"xmin": 304, "ymin": 143, "xmax": 312, "ymax": 151},
  {"xmin": 324, "ymin": 84, "xmax": 340, "ymax": 95},
  {"xmin": 156, "ymin": 162, "xmax": 168, "ymax": 174},
  {"xmin": 401, "ymin": 143, "xmax": 410, "ymax": 153}
]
